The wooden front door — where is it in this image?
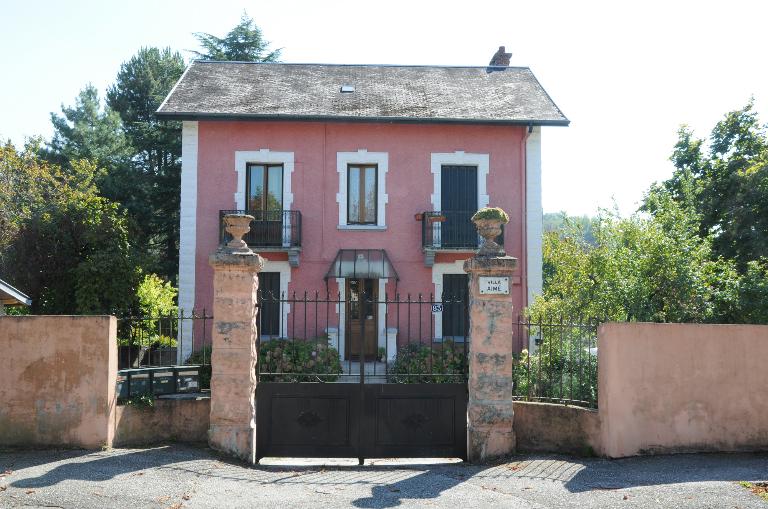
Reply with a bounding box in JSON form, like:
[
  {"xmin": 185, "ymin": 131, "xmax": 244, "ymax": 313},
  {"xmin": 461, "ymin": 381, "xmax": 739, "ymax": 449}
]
[{"xmin": 346, "ymin": 278, "xmax": 378, "ymax": 360}]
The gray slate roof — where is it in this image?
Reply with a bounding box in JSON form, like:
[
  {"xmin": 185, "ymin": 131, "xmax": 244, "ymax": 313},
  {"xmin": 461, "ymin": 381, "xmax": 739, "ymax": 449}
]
[{"xmin": 157, "ymin": 61, "xmax": 568, "ymax": 126}]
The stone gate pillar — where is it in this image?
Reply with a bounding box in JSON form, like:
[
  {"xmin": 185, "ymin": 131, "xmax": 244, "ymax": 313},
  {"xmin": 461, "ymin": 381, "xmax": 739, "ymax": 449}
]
[
  {"xmin": 208, "ymin": 214, "xmax": 263, "ymax": 463},
  {"xmin": 464, "ymin": 254, "xmax": 517, "ymax": 462}
]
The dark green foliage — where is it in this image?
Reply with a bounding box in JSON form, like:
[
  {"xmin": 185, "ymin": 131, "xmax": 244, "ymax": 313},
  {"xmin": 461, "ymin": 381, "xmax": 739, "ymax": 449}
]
[
  {"xmin": 0, "ymin": 144, "xmax": 142, "ymax": 315},
  {"xmin": 192, "ymin": 13, "xmax": 281, "ymax": 62},
  {"xmin": 387, "ymin": 340, "xmax": 466, "ymax": 383},
  {"xmin": 43, "ymin": 84, "xmax": 131, "ymax": 175},
  {"xmin": 644, "ymin": 101, "xmax": 768, "ymax": 272},
  {"xmin": 33, "ymin": 18, "xmax": 280, "ymax": 302},
  {"xmin": 259, "ymin": 339, "xmax": 342, "ymax": 382},
  {"xmin": 106, "ymin": 47, "xmax": 186, "ymax": 282}
]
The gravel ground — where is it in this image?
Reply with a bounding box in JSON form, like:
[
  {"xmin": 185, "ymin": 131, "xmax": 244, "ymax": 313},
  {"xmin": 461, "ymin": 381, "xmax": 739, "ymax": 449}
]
[{"xmin": 0, "ymin": 444, "xmax": 766, "ymax": 508}]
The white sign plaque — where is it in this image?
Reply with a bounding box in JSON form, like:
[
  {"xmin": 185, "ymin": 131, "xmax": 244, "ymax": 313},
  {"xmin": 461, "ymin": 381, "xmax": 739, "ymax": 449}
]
[{"xmin": 479, "ymin": 276, "xmax": 509, "ymax": 295}]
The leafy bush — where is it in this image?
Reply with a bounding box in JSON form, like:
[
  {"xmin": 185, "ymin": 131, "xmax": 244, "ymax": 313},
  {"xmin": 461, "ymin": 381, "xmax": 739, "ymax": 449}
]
[
  {"xmin": 259, "ymin": 339, "xmax": 342, "ymax": 382},
  {"xmin": 471, "ymin": 207, "xmax": 509, "ymax": 223},
  {"xmin": 387, "ymin": 340, "xmax": 466, "ymax": 383},
  {"xmin": 117, "ymin": 274, "xmax": 180, "ymax": 347},
  {"xmin": 136, "ymin": 273, "xmax": 177, "ymax": 317},
  {"xmin": 512, "ymin": 330, "xmax": 598, "ymax": 407}
]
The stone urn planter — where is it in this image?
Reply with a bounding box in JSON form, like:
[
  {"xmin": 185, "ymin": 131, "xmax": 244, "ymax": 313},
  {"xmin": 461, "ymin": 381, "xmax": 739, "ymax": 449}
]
[
  {"xmin": 472, "ymin": 207, "xmax": 509, "ymax": 256},
  {"xmin": 222, "ymin": 213, "xmax": 255, "ymax": 253}
]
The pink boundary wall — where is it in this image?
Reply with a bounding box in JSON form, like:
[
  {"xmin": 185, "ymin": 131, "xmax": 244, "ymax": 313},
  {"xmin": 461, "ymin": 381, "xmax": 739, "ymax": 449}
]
[
  {"xmin": 193, "ymin": 121, "xmax": 529, "ymax": 325},
  {"xmin": 0, "ymin": 316, "xmax": 117, "ymax": 448},
  {"xmin": 598, "ymin": 322, "xmax": 768, "ymax": 457}
]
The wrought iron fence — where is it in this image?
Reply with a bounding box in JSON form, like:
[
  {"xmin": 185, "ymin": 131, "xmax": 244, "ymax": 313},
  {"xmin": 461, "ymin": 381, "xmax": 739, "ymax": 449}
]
[
  {"xmin": 256, "ymin": 290, "xmax": 469, "ymax": 384},
  {"xmin": 421, "ymin": 210, "xmax": 504, "ymax": 250},
  {"xmin": 219, "ymin": 209, "xmax": 302, "ymax": 248},
  {"xmin": 116, "ymin": 310, "xmax": 212, "ymax": 400},
  {"xmin": 511, "ymin": 317, "xmax": 600, "ymax": 408}
]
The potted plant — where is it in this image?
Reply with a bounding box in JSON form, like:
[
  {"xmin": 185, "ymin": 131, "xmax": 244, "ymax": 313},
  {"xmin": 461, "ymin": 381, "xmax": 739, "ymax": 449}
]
[
  {"xmin": 471, "ymin": 207, "xmax": 509, "ymax": 256},
  {"xmin": 222, "ymin": 213, "xmax": 255, "ymax": 252}
]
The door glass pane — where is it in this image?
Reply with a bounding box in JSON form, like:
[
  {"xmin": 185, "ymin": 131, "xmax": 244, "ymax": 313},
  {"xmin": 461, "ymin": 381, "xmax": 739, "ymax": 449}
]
[
  {"xmin": 349, "ymin": 279, "xmax": 360, "ymax": 320},
  {"xmin": 267, "ymin": 165, "xmax": 283, "ymax": 212},
  {"xmin": 247, "ymin": 165, "xmax": 265, "ymax": 211},
  {"xmin": 348, "ymin": 167, "xmax": 361, "ymax": 223},
  {"xmin": 363, "ymin": 279, "xmax": 375, "ymax": 318},
  {"xmin": 364, "ymin": 167, "xmax": 376, "ymax": 223}
]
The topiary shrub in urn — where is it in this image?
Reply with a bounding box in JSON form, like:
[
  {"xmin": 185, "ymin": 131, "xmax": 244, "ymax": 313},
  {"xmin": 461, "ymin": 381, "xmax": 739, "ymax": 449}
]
[{"xmin": 471, "ymin": 207, "xmax": 509, "ymax": 256}]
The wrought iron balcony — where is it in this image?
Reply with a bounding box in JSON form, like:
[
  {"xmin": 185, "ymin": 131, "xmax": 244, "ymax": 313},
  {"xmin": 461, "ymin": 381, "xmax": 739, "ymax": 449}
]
[
  {"xmin": 219, "ymin": 210, "xmax": 302, "ymax": 251},
  {"xmin": 421, "ymin": 210, "xmax": 503, "ymax": 251}
]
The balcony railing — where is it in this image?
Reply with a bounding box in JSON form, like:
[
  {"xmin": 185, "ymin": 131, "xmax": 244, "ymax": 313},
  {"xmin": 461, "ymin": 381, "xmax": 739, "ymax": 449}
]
[
  {"xmin": 220, "ymin": 209, "xmax": 302, "ymax": 248},
  {"xmin": 421, "ymin": 210, "xmax": 503, "ymax": 250}
]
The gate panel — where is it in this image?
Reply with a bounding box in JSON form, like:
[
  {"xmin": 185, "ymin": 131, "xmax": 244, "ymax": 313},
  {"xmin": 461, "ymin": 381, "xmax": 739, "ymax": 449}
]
[
  {"xmin": 255, "ymin": 290, "xmax": 468, "ymax": 461},
  {"xmin": 363, "ymin": 384, "xmax": 467, "ymax": 459},
  {"xmin": 257, "ymin": 382, "xmax": 360, "ymax": 459}
]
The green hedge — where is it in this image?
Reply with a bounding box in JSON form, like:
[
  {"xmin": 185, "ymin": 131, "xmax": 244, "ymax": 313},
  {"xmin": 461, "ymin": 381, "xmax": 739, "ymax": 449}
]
[
  {"xmin": 259, "ymin": 339, "xmax": 342, "ymax": 382},
  {"xmin": 187, "ymin": 340, "xmax": 343, "ymax": 386},
  {"xmin": 387, "ymin": 340, "xmax": 466, "ymax": 383}
]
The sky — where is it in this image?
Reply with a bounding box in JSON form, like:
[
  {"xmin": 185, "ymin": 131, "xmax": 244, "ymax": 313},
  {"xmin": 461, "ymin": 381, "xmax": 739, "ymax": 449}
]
[{"xmin": 2, "ymin": 0, "xmax": 767, "ymax": 216}]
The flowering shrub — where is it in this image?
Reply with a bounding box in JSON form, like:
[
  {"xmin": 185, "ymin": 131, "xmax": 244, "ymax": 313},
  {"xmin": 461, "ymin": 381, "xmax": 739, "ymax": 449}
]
[
  {"xmin": 387, "ymin": 340, "xmax": 466, "ymax": 383},
  {"xmin": 259, "ymin": 339, "xmax": 342, "ymax": 382}
]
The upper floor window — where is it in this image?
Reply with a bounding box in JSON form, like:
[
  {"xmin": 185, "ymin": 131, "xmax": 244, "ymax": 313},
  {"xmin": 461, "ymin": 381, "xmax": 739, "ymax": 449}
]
[
  {"xmin": 246, "ymin": 163, "xmax": 283, "ymax": 211},
  {"xmin": 347, "ymin": 164, "xmax": 377, "ymax": 225}
]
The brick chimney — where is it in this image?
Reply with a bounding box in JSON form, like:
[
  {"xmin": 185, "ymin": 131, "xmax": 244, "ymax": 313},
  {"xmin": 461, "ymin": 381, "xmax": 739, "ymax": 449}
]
[{"xmin": 489, "ymin": 46, "xmax": 512, "ymax": 67}]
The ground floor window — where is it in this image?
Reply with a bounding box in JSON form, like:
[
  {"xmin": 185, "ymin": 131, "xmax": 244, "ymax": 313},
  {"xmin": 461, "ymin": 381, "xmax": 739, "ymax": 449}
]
[
  {"xmin": 258, "ymin": 272, "xmax": 281, "ymax": 337},
  {"xmin": 442, "ymin": 274, "xmax": 468, "ymax": 339}
]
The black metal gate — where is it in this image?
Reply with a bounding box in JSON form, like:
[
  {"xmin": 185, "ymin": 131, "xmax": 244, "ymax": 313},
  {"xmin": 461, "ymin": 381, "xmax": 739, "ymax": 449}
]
[{"xmin": 255, "ymin": 289, "xmax": 468, "ymax": 462}]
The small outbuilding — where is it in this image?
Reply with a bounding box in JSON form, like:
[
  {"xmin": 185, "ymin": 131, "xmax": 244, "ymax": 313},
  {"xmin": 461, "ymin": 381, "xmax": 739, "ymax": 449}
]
[{"xmin": 0, "ymin": 278, "xmax": 31, "ymax": 315}]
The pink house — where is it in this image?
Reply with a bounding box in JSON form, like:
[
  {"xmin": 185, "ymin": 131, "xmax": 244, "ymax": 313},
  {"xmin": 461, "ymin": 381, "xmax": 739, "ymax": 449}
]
[{"xmin": 157, "ymin": 48, "xmax": 568, "ymax": 361}]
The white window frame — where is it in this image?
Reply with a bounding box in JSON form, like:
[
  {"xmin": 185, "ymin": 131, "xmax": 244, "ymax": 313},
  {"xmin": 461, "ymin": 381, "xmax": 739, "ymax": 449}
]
[
  {"xmin": 234, "ymin": 149, "xmax": 295, "ymax": 247},
  {"xmin": 431, "ymin": 260, "xmax": 469, "ymax": 341},
  {"xmin": 430, "ymin": 151, "xmax": 490, "ymax": 211},
  {"xmin": 260, "ymin": 259, "xmax": 291, "ymax": 339},
  {"xmin": 234, "ymin": 149, "xmax": 294, "ymax": 211},
  {"xmin": 336, "ymin": 150, "xmax": 388, "ymax": 229}
]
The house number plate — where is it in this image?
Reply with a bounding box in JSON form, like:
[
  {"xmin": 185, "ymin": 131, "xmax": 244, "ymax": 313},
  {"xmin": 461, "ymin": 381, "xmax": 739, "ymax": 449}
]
[
  {"xmin": 431, "ymin": 304, "xmax": 443, "ymax": 313},
  {"xmin": 479, "ymin": 277, "xmax": 509, "ymax": 295}
]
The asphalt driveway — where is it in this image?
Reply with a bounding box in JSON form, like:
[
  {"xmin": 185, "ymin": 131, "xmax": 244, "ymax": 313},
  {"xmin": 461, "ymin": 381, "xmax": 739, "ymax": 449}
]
[{"xmin": 1, "ymin": 445, "xmax": 766, "ymax": 508}]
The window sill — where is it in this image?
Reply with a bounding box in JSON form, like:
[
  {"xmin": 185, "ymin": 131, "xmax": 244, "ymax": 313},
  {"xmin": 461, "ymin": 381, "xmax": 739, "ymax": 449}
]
[{"xmin": 337, "ymin": 225, "xmax": 387, "ymax": 231}]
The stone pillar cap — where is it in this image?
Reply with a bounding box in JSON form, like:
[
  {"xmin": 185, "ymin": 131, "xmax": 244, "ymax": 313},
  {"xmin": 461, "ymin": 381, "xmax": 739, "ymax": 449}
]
[
  {"xmin": 209, "ymin": 250, "xmax": 264, "ymax": 271},
  {"xmin": 464, "ymin": 255, "xmax": 518, "ymax": 274}
]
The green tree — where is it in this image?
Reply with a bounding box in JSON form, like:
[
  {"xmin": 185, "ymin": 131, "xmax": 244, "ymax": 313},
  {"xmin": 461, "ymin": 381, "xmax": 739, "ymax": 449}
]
[
  {"xmin": 44, "ymin": 84, "xmax": 131, "ymax": 169},
  {"xmin": 106, "ymin": 47, "xmax": 186, "ymax": 282},
  {"xmin": 191, "ymin": 13, "xmax": 280, "ymax": 62},
  {"xmin": 41, "ymin": 85, "xmax": 134, "ymax": 208},
  {"xmin": 531, "ymin": 199, "xmax": 740, "ymax": 323},
  {"xmin": 645, "ymin": 102, "xmax": 768, "ymax": 270},
  {"xmin": 0, "ymin": 143, "xmax": 141, "ymax": 315}
]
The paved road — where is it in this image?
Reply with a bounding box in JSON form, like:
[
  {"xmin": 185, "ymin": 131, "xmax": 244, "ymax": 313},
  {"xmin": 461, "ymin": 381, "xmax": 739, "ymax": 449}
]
[{"xmin": 0, "ymin": 445, "xmax": 766, "ymax": 508}]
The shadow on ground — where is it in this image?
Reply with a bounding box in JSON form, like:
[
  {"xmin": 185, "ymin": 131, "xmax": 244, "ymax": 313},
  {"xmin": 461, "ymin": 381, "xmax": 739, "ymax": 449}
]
[{"xmin": 5, "ymin": 445, "xmax": 768, "ymax": 508}]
